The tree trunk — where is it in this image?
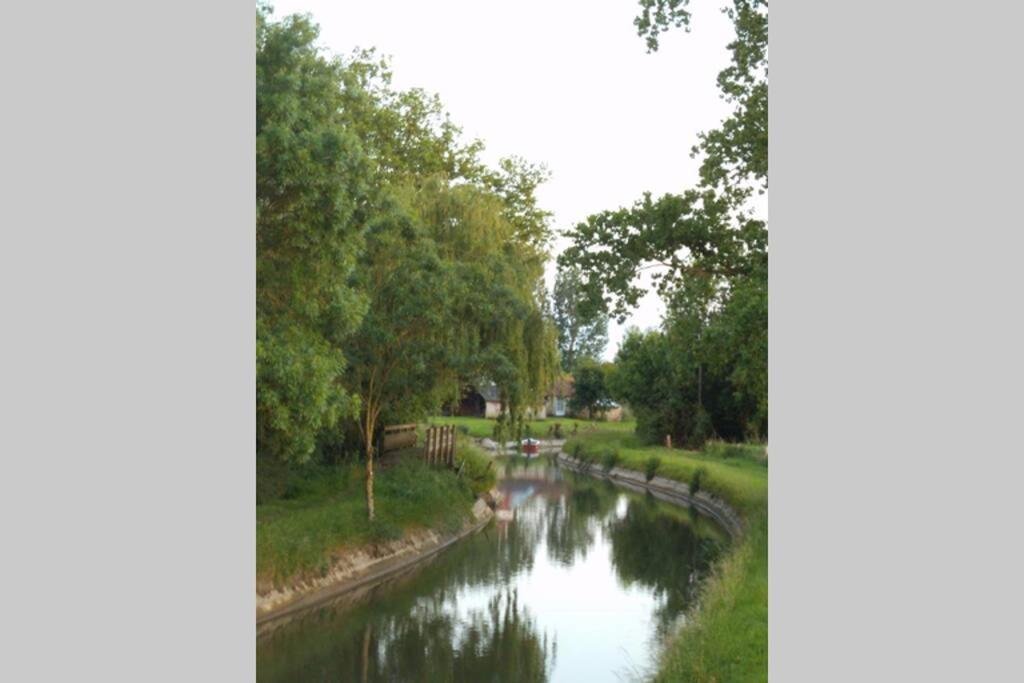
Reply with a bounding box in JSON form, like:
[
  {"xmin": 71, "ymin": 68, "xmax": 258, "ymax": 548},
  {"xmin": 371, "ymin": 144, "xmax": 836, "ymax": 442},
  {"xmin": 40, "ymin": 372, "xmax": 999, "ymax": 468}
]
[{"xmin": 364, "ymin": 406, "xmax": 377, "ymax": 522}]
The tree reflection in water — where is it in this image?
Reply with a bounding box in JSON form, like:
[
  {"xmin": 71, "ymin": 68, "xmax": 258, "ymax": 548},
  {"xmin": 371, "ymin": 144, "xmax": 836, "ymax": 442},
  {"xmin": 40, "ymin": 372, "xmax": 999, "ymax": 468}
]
[{"xmin": 606, "ymin": 494, "xmax": 725, "ymax": 639}]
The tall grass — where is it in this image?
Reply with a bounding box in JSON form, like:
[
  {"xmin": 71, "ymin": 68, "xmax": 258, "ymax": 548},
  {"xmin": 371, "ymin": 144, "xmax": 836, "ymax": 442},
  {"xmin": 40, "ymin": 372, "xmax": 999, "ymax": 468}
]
[{"xmin": 257, "ymin": 450, "xmax": 493, "ymax": 585}]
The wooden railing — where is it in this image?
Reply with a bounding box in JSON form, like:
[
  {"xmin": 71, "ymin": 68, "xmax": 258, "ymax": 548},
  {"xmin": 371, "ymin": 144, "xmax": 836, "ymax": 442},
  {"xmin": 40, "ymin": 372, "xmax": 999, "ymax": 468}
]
[{"xmin": 379, "ymin": 423, "xmax": 418, "ymax": 454}]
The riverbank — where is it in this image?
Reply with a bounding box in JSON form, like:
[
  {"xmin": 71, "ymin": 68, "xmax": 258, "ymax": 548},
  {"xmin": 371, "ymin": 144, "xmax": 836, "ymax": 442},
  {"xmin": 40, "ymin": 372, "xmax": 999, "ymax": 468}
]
[
  {"xmin": 563, "ymin": 432, "xmax": 768, "ymax": 682},
  {"xmin": 257, "ymin": 494, "xmax": 495, "ymax": 624},
  {"xmin": 257, "ymin": 449, "xmax": 496, "ymax": 621}
]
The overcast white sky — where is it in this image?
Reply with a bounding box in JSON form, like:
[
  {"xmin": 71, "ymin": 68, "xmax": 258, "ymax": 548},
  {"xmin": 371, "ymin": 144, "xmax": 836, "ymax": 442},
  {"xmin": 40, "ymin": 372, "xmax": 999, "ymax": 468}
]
[{"xmin": 268, "ymin": 0, "xmax": 737, "ymax": 359}]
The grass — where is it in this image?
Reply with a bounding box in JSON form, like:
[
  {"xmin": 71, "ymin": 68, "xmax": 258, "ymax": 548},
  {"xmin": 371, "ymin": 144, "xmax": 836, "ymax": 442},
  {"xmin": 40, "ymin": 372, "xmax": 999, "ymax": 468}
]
[
  {"xmin": 257, "ymin": 442, "xmax": 495, "ymax": 586},
  {"xmin": 429, "ymin": 415, "xmax": 637, "ymax": 439},
  {"xmin": 564, "ymin": 430, "xmax": 768, "ymax": 682}
]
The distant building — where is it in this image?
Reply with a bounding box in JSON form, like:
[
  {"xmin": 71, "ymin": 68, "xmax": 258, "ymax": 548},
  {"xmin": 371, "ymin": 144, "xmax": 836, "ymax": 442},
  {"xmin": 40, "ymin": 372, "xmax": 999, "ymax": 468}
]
[{"xmin": 446, "ymin": 376, "xmax": 623, "ymax": 421}]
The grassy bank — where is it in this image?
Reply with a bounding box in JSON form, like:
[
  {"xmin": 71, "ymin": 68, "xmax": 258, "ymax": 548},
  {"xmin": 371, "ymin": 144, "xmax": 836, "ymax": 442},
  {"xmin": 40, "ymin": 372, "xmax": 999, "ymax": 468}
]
[
  {"xmin": 564, "ymin": 431, "xmax": 768, "ymax": 682},
  {"xmin": 429, "ymin": 415, "xmax": 636, "ymax": 439},
  {"xmin": 257, "ymin": 443, "xmax": 495, "ymax": 586}
]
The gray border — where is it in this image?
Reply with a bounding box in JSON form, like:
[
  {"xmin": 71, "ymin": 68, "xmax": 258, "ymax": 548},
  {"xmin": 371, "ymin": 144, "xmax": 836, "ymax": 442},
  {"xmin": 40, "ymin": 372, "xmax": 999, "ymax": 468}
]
[
  {"xmin": 773, "ymin": 1, "xmax": 1024, "ymax": 680},
  {"xmin": 0, "ymin": 1, "xmax": 254, "ymax": 679},
  {"xmin": 3, "ymin": 0, "xmax": 1024, "ymax": 680}
]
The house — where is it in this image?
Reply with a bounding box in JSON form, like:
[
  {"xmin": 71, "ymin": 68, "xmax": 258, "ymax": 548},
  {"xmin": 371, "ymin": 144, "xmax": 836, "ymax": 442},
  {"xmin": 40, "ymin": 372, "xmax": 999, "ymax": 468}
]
[
  {"xmin": 449, "ymin": 382, "xmax": 551, "ymax": 419},
  {"xmin": 544, "ymin": 375, "xmax": 574, "ymax": 418},
  {"xmin": 447, "ymin": 376, "xmax": 623, "ymax": 421},
  {"xmin": 574, "ymin": 399, "xmax": 624, "ymax": 422}
]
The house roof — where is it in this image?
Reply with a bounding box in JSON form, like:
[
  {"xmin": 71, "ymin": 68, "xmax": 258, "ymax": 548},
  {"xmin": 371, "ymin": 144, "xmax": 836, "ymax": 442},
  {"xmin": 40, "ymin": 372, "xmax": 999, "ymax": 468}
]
[
  {"xmin": 478, "ymin": 383, "xmax": 501, "ymax": 402},
  {"xmin": 549, "ymin": 375, "xmax": 574, "ymax": 398}
]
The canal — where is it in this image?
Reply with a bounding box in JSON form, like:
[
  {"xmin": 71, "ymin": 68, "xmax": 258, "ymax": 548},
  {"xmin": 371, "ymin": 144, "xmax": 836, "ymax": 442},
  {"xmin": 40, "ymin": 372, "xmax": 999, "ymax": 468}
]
[{"xmin": 257, "ymin": 457, "xmax": 727, "ymax": 682}]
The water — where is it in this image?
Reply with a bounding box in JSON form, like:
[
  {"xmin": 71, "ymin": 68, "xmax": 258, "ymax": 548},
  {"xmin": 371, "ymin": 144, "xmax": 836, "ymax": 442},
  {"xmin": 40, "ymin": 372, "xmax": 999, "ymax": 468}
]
[{"xmin": 257, "ymin": 457, "xmax": 726, "ymax": 682}]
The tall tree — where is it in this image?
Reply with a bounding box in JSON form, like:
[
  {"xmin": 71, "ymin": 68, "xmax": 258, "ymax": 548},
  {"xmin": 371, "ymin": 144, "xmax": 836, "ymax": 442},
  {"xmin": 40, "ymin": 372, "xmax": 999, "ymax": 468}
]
[
  {"xmin": 558, "ymin": 0, "xmax": 768, "ymax": 443},
  {"xmin": 551, "ymin": 265, "xmax": 608, "ymax": 373},
  {"xmin": 256, "ymin": 8, "xmax": 559, "ymax": 516},
  {"xmin": 569, "ymin": 358, "xmax": 611, "ymax": 419},
  {"xmin": 332, "ymin": 50, "xmax": 558, "ymax": 518},
  {"xmin": 256, "ymin": 8, "xmax": 370, "ymax": 465}
]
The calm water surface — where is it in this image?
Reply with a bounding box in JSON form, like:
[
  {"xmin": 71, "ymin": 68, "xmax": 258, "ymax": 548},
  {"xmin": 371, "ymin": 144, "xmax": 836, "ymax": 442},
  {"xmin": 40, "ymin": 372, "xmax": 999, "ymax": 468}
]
[{"xmin": 257, "ymin": 458, "xmax": 726, "ymax": 682}]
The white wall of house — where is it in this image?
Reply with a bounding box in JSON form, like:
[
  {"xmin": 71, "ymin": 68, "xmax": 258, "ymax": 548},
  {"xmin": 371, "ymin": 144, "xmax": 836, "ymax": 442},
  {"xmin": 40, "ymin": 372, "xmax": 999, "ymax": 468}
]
[{"xmin": 485, "ymin": 400, "xmax": 502, "ymax": 418}]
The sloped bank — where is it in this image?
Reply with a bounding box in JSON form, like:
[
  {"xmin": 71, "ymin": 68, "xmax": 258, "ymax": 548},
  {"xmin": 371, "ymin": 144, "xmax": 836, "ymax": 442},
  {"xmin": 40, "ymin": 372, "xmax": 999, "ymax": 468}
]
[
  {"xmin": 556, "ymin": 452, "xmax": 743, "ymax": 539},
  {"xmin": 257, "ymin": 493, "xmax": 497, "ymax": 628}
]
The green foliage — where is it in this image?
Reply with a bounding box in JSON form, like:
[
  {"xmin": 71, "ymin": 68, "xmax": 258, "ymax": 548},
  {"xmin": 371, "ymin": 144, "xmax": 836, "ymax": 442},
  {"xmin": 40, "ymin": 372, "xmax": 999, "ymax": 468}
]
[
  {"xmin": 559, "ymin": 0, "xmax": 768, "ymax": 449},
  {"xmin": 551, "ymin": 264, "xmax": 608, "ymax": 372},
  {"xmin": 256, "ymin": 9, "xmax": 369, "ymax": 464},
  {"xmin": 689, "ymin": 466, "xmax": 707, "ymax": 497},
  {"xmin": 457, "ymin": 441, "xmax": 498, "ymax": 495},
  {"xmin": 256, "ymin": 7, "xmax": 560, "ymax": 511},
  {"xmin": 601, "ymin": 449, "xmax": 621, "ymax": 472},
  {"xmin": 645, "ymin": 456, "xmax": 662, "ymax": 482},
  {"xmin": 257, "ymin": 458, "xmax": 477, "ymax": 582},
  {"xmin": 569, "ymin": 357, "xmax": 612, "ymax": 418}
]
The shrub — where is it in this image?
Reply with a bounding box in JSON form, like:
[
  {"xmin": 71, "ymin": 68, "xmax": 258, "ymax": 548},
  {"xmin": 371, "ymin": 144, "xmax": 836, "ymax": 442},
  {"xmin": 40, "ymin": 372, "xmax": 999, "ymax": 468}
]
[
  {"xmin": 572, "ymin": 441, "xmax": 582, "ymax": 458},
  {"xmin": 552, "ymin": 423, "xmax": 564, "ymax": 439},
  {"xmin": 458, "ymin": 443, "xmax": 497, "ymax": 495},
  {"xmin": 602, "ymin": 449, "xmax": 621, "ymax": 472},
  {"xmin": 690, "ymin": 466, "xmax": 708, "ymax": 496},
  {"xmin": 691, "ymin": 407, "xmax": 715, "ymax": 448},
  {"xmin": 645, "ymin": 456, "xmax": 661, "ymax": 482}
]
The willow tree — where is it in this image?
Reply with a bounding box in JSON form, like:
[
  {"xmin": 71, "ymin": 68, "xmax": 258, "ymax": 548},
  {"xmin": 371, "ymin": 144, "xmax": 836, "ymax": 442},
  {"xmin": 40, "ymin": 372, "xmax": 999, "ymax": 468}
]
[{"xmin": 332, "ymin": 48, "xmax": 557, "ymax": 517}]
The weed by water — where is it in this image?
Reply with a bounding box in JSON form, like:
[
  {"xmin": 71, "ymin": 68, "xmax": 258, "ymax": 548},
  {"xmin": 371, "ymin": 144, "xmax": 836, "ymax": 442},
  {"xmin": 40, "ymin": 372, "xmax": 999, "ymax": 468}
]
[{"xmin": 645, "ymin": 456, "xmax": 662, "ymax": 482}]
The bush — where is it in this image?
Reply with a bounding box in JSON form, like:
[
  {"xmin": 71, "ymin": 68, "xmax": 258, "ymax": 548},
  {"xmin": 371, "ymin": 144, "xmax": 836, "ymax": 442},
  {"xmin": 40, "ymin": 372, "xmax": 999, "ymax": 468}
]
[
  {"xmin": 690, "ymin": 466, "xmax": 708, "ymax": 496},
  {"xmin": 458, "ymin": 443, "xmax": 497, "ymax": 495},
  {"xmin": 704, "ymin": 440, "xmax": 768, "ymax": 463},
  {"xmin": 644, "ymin": 456, "xmax": 661, "ymax": 482},
  {"xmin": 552, "ymin": 422, "xmax": 564, "ymax": 439},
  {"xmin": 691, "ymin": 407, "xmax": 715, "ymax": 448},
  {"xmin": 602, "ymin": 449, "xmax": 621, "ymax": 472}
]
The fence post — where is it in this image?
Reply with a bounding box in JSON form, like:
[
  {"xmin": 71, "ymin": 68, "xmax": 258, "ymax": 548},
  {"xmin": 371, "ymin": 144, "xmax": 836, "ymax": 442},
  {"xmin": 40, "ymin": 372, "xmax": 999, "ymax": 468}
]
[
  {"xmin": 440, "ymin": 425, "xmax": 447, "ymax": 467},
  {"xmin": 447, "ymin": 425, "xmax": 455, "ymax": 467}
]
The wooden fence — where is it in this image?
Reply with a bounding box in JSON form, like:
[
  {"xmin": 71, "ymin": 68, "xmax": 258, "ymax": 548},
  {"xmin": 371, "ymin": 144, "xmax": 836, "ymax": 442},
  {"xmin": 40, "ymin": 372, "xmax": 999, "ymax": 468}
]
[{"xmin": 423, "ymin": 424, "xmax": 456, "ymax": 467}]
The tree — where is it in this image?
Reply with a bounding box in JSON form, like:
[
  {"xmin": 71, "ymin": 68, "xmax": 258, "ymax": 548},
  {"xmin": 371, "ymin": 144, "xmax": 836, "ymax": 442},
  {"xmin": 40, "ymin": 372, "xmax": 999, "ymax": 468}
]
[
  {"xmin": 255, "ymin": 8, "xmax": 559, "ymax": 517},
  {"xmin": 256, "ymin": 8, "xmax": 370, "ymax": 465},
  {"xmin": 551, "ymin": 265, "xmax": 608, "ymax": 373},
  {"xmin": 569, "ymin": 359, "xmax": 612, "ymax": 419},
  {"xmin": 332, "ymin": 51, "xmax": 557, "ymax": 518},
  {"xmin": 557, "ymin": 0, "xmax": 768, "ymax": 444}
]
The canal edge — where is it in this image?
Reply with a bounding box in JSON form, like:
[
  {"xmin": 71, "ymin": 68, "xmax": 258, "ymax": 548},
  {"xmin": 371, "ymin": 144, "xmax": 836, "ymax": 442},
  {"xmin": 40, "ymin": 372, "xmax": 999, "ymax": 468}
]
[
  {"xmin": 554, "ymin": 452, "xmax": 745, "ymax": 540},
  {"xmin": 257, "ymin": 491, "xmax": 498, "ymax": 628}
]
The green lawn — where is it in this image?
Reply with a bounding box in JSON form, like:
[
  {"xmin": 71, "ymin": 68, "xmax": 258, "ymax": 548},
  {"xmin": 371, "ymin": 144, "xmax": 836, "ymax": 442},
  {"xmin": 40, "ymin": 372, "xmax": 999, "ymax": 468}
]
[
  {"xmin": 428, "ymin": 415, "xmax": 636, "ymax": 439},
  {"xmin": 257, "ymin": 442, "xmax": 495, "ymax": 586},
  {"xmin": 564, "ymin": 430, "xmax": 768, "ymax": 682}
]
